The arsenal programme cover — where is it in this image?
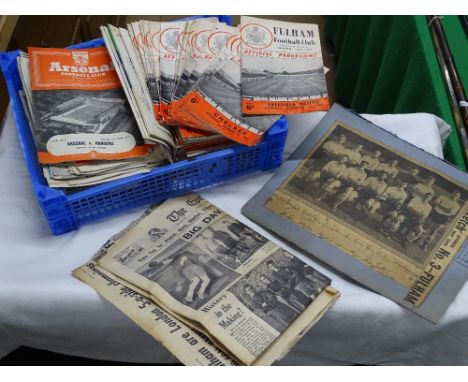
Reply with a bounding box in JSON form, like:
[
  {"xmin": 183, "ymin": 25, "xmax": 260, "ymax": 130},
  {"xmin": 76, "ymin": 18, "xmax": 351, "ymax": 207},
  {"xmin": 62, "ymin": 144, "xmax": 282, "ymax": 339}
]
[
  {"xmin": 242, "ymin": 104, "xmax": 468, "ymax": 323},
  {"xmin": 29, "ymin": 47, "xmax": 150, "ymax": 164},
  {"xmin": 240, "ymin": 16, "xmax": 329, "ymax": 115}
]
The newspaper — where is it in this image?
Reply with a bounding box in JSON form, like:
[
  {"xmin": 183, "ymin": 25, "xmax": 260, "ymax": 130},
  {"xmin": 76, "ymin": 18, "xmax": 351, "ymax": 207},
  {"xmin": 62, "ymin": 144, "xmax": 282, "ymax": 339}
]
[
  {"xmin": 240, "ymin": 16, "xmax": 329, "ymax": 115},
  {"xmin": 74, "ymin": 206, "xmax": 239, "ymax": 366},
  {"xmin": 74, "ymin": 194, "xmax": 339, "ymax": 365},
  {"xmin": 74, "ymin": 262, "xmax": 240, "ymax": 365}
]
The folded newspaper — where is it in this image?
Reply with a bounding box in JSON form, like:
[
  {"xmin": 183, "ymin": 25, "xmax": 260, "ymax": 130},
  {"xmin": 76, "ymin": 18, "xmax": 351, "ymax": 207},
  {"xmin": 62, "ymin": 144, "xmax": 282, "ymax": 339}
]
[{"xmin": 73, "ymin": 194, "xmax": 339, "ymax": 365}]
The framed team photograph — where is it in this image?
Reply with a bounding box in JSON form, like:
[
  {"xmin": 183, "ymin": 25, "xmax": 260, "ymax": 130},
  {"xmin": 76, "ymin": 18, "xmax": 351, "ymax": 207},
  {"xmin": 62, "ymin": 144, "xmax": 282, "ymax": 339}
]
[{"xmin": 242, "ymin": 104, "xmax": 468, "ymax": 323}]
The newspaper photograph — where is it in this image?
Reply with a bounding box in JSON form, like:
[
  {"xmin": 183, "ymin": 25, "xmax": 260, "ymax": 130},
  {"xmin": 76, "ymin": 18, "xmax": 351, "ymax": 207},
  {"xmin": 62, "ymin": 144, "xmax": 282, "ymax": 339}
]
[
  {"xmin": 240, "ymin": 16, "xmax": 329, "ymax": 115},
  {"xmin": 265, "ymin": 121, "xmax": 468, "ymax": 304},
  {"xmin": 91, "ymin": 194, "xmax": 339, "ymax": 365},
  {"xmin": 28, "ymin": 47, "xmax": 151, "ymax": 164}
]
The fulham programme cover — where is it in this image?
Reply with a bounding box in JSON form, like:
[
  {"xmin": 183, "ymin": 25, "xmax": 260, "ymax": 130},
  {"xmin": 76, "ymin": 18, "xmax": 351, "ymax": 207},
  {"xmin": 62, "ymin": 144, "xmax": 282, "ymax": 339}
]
[{"xmin": 240, "ymin": 16, "xmax": 329, "ymax": 115}]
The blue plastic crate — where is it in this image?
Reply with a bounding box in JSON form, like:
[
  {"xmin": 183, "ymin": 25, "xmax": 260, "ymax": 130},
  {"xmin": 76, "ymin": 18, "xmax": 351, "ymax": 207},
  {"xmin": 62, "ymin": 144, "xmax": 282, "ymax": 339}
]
[{"xmin": 0, "ymin": 28, "xmax": 287, "ymax": 235}]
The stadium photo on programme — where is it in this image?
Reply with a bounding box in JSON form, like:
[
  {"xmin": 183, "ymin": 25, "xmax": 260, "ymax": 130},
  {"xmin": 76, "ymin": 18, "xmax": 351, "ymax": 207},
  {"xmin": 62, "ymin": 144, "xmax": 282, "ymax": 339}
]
[
  {"xmin": 241, "ymin": 62, "xmax": 327, "ymax": 100},
  {"xmin": 31, "ymin": 89, "xmax": 143, "ymax": 151}
]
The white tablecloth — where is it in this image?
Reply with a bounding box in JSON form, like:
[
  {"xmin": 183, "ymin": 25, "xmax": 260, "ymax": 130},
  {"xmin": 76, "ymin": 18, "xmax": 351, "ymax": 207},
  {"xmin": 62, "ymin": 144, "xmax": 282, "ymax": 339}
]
[{"xmin": 1, "ymin": 105, "xmax": 467, "ymax": 365}]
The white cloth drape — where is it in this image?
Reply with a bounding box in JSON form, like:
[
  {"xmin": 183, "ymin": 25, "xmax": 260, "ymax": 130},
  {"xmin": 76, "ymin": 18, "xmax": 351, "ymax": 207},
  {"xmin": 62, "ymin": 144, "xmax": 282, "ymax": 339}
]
[{"xmin": 1, "ymin": 105, "xmax": 466, "ymax": 365}]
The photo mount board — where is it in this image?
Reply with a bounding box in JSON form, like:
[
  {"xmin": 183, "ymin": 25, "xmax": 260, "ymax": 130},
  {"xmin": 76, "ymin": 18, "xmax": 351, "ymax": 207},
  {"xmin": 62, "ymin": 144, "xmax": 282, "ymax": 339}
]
[{"xmin": 242, "ymin": 103, "xmax": 468, "ymax": 323}]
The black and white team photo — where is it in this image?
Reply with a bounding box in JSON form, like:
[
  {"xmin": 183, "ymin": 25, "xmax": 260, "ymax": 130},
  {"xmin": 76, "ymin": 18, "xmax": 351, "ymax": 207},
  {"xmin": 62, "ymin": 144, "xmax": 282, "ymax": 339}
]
[{"xmin": 284, "ymin": 124, "xmax": 466, "ymax": 267}]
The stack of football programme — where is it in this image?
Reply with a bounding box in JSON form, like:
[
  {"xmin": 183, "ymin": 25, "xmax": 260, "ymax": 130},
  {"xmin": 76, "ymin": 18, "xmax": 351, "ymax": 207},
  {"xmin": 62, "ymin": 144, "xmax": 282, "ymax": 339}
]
[
  {"xmin": 17, "ymin": 16, "xmax": 329, "ymax": 188},
  {"xmin": 101, "ymin": 16, "xmax": 329, "ymax": 147},
  {"xmin": 19, "ymin": 48, "xmax": 166, "ymax": 188}
]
